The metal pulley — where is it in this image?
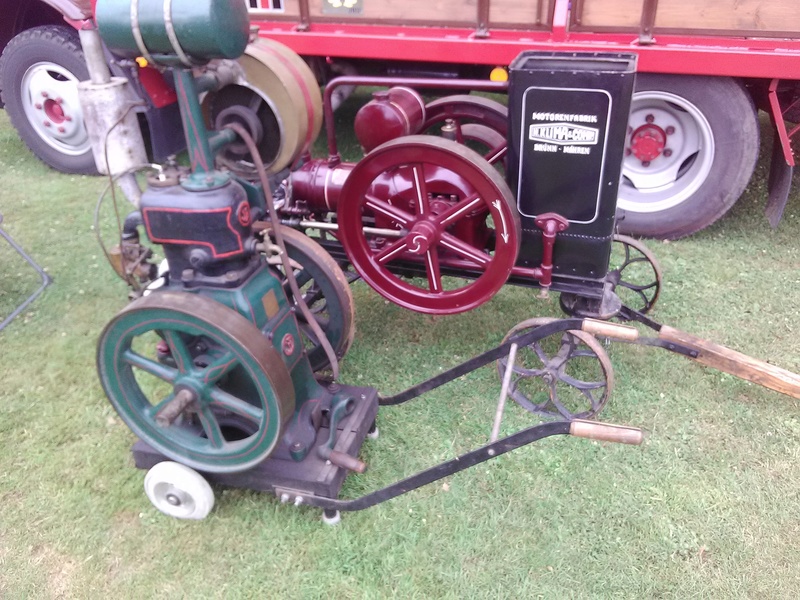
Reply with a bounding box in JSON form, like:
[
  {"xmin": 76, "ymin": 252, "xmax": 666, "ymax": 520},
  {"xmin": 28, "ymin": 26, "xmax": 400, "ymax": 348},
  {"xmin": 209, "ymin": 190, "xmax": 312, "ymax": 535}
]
[{"xmin": 203, "ymin": 38, "xmax": 323, "ymax": 176}]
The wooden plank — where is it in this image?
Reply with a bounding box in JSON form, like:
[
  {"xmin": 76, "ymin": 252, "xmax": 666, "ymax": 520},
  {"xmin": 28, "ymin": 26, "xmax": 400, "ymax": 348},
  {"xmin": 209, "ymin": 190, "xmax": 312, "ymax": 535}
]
[
  {"xmin": 490, "ymin": 0, "xmax": 544, "ymax": 26},
  {"xmin": 578, "ymin": 0, "xmax": 800, "ymax": 33},
  {"xmin": 308, "ymin": 0, "xmax": 478, "ymax": 23},
  {"xmin": 656, "ymin": 0, "xmax": 800, "ymax": 33},
  {"xmin": 577, "ymin": 0, "xmax": 642, "ymax": 28},
  {"xmin": 659, "ymin": 325, "xmax": 800, "ymax": 400}
]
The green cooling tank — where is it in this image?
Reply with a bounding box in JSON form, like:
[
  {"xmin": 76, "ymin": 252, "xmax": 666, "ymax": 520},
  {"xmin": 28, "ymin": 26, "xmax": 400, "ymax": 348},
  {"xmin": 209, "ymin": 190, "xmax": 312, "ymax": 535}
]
[{"xmin": 95, "ymin": 0, "xmax": 249, "ymax": 65}]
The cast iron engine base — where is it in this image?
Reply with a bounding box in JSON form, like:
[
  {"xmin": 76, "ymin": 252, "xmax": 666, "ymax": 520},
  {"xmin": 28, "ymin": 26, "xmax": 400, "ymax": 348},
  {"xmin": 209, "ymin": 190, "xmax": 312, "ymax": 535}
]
[{"xmin": 132, "ymin": 384, "xmax": 379, "ymax": 500}]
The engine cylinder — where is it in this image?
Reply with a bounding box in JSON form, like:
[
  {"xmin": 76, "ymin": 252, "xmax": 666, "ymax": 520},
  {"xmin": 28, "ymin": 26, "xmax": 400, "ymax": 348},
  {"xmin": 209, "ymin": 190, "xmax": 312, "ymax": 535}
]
[
  {"xmin": 290, "ymin": 160, "xmax": 356, "ymax": 213},
  {"xmin": 354, "ymin": 87, "xmax": 426, "ymax": 153}
]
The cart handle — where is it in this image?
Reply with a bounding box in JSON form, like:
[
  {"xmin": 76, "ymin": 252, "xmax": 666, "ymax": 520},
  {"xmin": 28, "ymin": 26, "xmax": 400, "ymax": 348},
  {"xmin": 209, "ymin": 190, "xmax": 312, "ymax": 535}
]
[{"xmin": 570, "ymin": 420, "xmax": 644, "ymax": 445}]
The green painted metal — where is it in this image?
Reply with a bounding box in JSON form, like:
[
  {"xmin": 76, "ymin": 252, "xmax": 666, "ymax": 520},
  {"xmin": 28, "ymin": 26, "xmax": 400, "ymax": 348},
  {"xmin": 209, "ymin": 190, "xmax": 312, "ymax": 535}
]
[
  {"xmin": 95, "ymin": 0, "xmax": 249, "ymax": 65},
  {"xmin": 97, "ymin": 292, "xmax": 296, "ymax": 473},
  {"xmin": 172, "ymin": 70, "xmax": 215, "ymax": 174}
]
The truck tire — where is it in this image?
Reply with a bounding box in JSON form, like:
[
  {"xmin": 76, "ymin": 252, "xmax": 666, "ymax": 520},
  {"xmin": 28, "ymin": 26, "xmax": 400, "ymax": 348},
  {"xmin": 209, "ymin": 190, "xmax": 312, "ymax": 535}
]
[
  {"xmin": 615, "ymin": 74, "xmax": 759, "ymax": 239},
  {"xmin": 0, "ymin": 25, "xmax": 97, "ymax": 174}
]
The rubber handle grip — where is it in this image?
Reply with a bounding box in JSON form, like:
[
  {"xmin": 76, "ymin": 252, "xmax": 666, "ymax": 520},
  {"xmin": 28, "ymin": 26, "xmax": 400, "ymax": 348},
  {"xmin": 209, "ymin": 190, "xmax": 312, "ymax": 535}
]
[{"xmin": 570, "ymin": 420, "xmax": 644, "ymax": 445}]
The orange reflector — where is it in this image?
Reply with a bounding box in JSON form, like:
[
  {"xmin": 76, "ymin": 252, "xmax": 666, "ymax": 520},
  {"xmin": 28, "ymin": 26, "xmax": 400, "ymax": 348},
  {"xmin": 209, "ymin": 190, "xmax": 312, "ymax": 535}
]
[
  {"xmin": 489, "ymin": 67, "xmax": 508, "ymax": 82},
  {"xmin": 135, "ymin": 57, "xmax": 148, "ymax": 68}
]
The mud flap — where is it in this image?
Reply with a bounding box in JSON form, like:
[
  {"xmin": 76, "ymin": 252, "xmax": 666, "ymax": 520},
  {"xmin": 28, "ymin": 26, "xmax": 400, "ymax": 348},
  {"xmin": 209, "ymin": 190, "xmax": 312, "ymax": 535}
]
[{"xmin": 765, "ymin": 135, "xmax": 794, "ymax": 228}]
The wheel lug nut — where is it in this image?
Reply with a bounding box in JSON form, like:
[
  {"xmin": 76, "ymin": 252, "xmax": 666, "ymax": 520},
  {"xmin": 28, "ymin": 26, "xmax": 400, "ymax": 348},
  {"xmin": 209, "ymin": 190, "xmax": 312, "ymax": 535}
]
[
  {"xmin": 43, "ymin": 121, "xmax": 51, "ymax": 127},
  {"xmin": 57, "ymin": 126, "xmax": 66, "ymax": 133},
  {"xmin": 34, "ymin": 103, "xmax": 42, "ymax": 110},
  {"xmin": 625, "ymin": 148, "xmax": 632, "ymax": 156},
  {"xmin": 64, "ymin": 115, "xmax": 73, "ymax": 122},
  {"xmin": 55, "ymin": 97, "xmax": 63, "ymax": 104},
  {"xmin": 645, "ymin": 114, "xmax": 655, "ymax": 123},
  {"xmin": 41, "ymin": 91, "xmax": 48, "ymax": 98},
  {"xmin": 642, "ymin": 160, "xmax": 650, "ymax": 167},
  {"xmin": 665, "ymin": 126, "xmax": 675, "ymax": 135},
  {"xmin": 627, "ymin": 126, "xmax": 633, "ymax": 134},
  {"xmin": 663, "ymin": 149, "xmax": 672, "ymax": 157}
]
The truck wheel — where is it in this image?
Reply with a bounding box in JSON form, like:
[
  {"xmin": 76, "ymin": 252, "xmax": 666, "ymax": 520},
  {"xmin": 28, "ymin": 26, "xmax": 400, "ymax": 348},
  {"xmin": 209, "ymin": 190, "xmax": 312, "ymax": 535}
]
[
  {"xmin": 615, "ymin": 75, "xmax": 758, "ymax": 239},
  {"xmin": 0, "ymin": 25, "xmax": 96, "ymax": 174}
]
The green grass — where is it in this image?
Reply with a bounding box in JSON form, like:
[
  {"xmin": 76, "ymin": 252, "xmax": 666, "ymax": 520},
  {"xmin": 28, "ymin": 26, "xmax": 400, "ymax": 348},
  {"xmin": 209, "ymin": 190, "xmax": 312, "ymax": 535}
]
[{"xmin": 1, "ymin": 102, "xmax": 800, "ymax": 598}]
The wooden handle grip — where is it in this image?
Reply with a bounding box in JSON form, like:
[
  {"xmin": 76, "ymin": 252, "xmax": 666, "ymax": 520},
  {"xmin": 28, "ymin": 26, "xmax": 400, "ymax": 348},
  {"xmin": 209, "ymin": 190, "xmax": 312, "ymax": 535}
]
[
  {"xmin": 582, "ymin": 319, "xmax": 639, "ymax": 341},
  {"xmin": 570, "ymin": 420, "xmax": 644, "ymax": 445},
  {"xmin": 328, "ymin": 450, "xmax": 368, "ymax": 474},
  {"xmin": 659, "ymin": 325, "xmax": 800, "ymax": 400},
  {"xmin": 155, "ymin": 388, "xmax": 195, "ymax": 427}
]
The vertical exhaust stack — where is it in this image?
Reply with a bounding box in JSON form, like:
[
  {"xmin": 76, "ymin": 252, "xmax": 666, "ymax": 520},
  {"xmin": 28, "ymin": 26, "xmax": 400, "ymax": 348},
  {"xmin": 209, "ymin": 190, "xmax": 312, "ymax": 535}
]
[{"xmin": 77, "ymin": 25, "xmax": 147, "ymax": 206}]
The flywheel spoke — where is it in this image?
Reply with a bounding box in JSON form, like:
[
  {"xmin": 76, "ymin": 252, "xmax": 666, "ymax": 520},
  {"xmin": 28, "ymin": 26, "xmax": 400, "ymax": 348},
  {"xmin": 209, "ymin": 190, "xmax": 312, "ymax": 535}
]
[
  {"xmin": 436, "ymin": 192, "xmax": 483, "ymax": 228},
  {"xmin": 197, "ymin": 407, "xmax": 226, "ymax": 448},
  {"xmin": 162, "ymin": 330, "xmax": 194, "ymax": 373},
  {"xmin": 365, "ymin": 194, "xmax": 414, "ymax": 227},
  {"xmin": 438, "ymin": 231, "xmax": 491, "ymax": 267},
  {"xmin": 122, "ymin": 349, "xmax": 179, "ymax": 383},
  {"xmin": 410, "ymin": 164, "xmax": 431, "ymax": 216},
  {"xmin": 375, "ymin": 238, "xmax": 411, "ymax": 265},
  {"xmin": 200, "ymin": 350, "xmax": 239, "ymax": 386},
  {"xmin": 209, "ymin": 388, "xmax": 265, "ymax": 423},
  {"xmin": 425, "ymin": 250, "xmax": 443, "ymax": 292}
]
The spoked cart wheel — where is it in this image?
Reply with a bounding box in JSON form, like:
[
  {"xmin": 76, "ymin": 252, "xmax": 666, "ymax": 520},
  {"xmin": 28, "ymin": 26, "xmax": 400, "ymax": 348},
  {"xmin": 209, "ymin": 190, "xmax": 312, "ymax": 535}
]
[
  {"xmin": 97, "ymin": 291, "xmax": 295, "ymax": 473},
  {"xmin": 560, "ymin": 234, "xmax": 663, "ymax": 319},
  {"xmin": 266, "ymin": 225, "xmax": 356, "ymax": 372},
  {"xmin": 144, "ymin": 461, "xmax": 215, "ymax": 520},
  {"xmin": 422, "ymin": 95, "xmax": 508, "ymax": 169},
  {"xmin": 497, "ymin": 318, "xmax": 614, "ymax": 420},
  {"xmin": 338, "ymin": 135, "xmax": 521, "ymax": 315}
]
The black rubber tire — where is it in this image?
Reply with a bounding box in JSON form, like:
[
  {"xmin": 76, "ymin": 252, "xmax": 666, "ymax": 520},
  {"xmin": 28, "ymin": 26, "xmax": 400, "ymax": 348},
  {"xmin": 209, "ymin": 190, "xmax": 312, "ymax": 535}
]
[
  {"xmin": 0, "ymin": 25, "xmax": 97, "ymax": 174},
  {"xmin": 615, "ymin": 75, "xmax": 759, "ymax": 239}
]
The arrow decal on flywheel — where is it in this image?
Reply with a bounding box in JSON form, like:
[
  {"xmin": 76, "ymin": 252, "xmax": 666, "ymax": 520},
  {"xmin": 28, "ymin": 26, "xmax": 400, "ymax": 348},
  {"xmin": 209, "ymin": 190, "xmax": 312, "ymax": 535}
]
[{"xmin": 492, "ymin": 199, "xmax": 510, "ymax": 243}]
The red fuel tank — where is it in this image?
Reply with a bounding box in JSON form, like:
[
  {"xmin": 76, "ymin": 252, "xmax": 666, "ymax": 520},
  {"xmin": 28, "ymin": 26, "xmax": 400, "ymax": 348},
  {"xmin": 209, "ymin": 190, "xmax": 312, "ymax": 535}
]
[{"xmin": 354, "ymin": 87, "xmax": 426, "ymax": 153}]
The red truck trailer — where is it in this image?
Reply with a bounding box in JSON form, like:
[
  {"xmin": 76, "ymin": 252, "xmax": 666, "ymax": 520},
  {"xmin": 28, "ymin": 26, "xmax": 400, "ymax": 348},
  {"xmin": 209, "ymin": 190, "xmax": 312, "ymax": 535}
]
[{"xmin": 2, "ymin": 0, "xmax": 799, "ymax": 238}]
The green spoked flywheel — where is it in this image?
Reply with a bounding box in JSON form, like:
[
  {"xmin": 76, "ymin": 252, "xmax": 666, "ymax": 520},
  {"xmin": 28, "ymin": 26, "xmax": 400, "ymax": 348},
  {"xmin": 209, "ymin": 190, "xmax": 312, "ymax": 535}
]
[{"xmin": 97, "ymin": 291, "xmax": 295, "ymax": 473}]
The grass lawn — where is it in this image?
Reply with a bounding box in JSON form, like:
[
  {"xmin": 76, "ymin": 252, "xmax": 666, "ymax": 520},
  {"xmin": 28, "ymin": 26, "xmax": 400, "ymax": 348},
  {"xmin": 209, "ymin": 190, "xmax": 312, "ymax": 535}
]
[{"xmin": 1, "ymin": 99, "xmax": 799, "ymax": 598}]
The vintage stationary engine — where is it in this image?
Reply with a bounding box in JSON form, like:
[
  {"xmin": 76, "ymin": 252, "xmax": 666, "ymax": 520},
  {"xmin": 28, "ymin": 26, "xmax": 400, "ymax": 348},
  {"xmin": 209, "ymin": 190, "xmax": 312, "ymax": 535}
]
[
  {"xmin": 83, "ymin": 0, "xmax": 800, "ymax": 525},
  {"xmin": 84, "ymin": 0, "xmax": 654, "ymax": 522}
]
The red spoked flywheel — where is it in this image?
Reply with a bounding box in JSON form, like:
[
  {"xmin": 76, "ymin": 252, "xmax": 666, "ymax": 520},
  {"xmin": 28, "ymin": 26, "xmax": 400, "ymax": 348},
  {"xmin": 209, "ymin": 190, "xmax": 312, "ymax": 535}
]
[{"xmin": 337, "ymin": 135, "xmax": 521, "ymax": 315}]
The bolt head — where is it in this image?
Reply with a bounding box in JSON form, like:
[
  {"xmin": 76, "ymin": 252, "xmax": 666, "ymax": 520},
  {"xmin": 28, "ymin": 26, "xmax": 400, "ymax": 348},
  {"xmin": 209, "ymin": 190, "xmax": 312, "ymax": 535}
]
[
  {"xmin": 43, "ymin": 121, "xmax": 51, "ymax": 127},
  {"xmin": 642, "ymin": 160, "xmax": 651, "ymax": 167},
  {"xmin": 645, "ymin": 114, "xmax": 655, "ymax": 123},
  {"xmin": 34, "ymin": 103, "xmax": 42, "ymax": 110},
  {"xmin": 663, "ymin": 149, "xmax": 672, "ymax": 157},
  {"xmin": 64, "ymin": 115, "xmax": 73, "ymax": 122},
  {"xmin": 625, "ymin": 148, "xmax": 632, "ymax": 156},
  {"xmin": 41, "ymin": 91, "xmax": 48, "ymax": 98},
  {"xmin": 57, "ymin": 126, "xmax": 66, "ymax": 133},
  {"xmin": 55, "ymin": 97, "xmax": 63, "ymax": 104},
  {"xmin": 665, "ymin": 126, "xmax": 675, "ymax": 135}
]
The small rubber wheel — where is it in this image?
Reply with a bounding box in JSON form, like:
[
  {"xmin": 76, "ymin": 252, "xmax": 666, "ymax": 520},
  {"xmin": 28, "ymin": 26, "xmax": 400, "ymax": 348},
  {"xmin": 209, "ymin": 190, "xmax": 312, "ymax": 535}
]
[
  {"xmin": 367, "ymin": 422, "xmax": 379, "ymax": 440},
  {"xmin": 322, "ymin": 509, "xmax": 341, "ymax": 526},
  {"xmin": 0, "ymin": 26, "xmax": 96, "ymax": 174},
  {"xmin": 144, "ymin": 461, "xmax": 215, "ymax": 520}
]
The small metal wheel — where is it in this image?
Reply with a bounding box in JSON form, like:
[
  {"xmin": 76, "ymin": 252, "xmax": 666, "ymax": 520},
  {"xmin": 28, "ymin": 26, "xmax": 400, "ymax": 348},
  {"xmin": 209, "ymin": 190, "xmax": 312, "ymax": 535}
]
[
  {"xmin": 144, "ymin": 461, "xmax": 215, "ymax": 520},
  {"xmin": 497, "ymin": 318, "xmax": 614, "ymax": 420},
  {"xmin": 422, "ymin": 95, "xmax": 508, "ymax": 169},
  {"xmin": 607, "ymin": 234, "xmax": 663, "ymax": 314},
  {"xmin": 338, "ymin": 135, "xmax": 521, "ymax": 315},
  {"xmin": 559, "ymin": 234, "xmax": 663, "ymax": 318},
  {"xmin": 97, "ymin": 291, "xmax": 296, "ymax": 473},
  {"xmin": 266, "ymin": 225, "xmax": 356, "ymax": 372},
  {"xmin": 322, "ymin": 509, "xmax": 341, "ymax": 526}
]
